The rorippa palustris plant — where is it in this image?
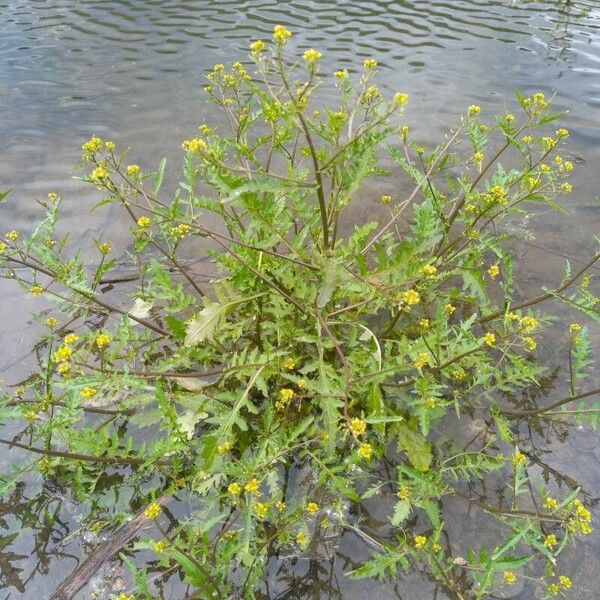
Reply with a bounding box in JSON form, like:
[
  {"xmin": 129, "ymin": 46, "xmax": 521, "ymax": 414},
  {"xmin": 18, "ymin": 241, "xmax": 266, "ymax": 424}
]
[{"xmin": 1, "ymin": 24, "xmax": 599, "ymax": 600}]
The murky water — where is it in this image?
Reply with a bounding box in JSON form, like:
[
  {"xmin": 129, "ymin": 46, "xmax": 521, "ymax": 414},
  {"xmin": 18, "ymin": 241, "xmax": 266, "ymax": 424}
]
[{"xmin": 1, "ymin": 1, "xmax": 600, "ymax": 598}]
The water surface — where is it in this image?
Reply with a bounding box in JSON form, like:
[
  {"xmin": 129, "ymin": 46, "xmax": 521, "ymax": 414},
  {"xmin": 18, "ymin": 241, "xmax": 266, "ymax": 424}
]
[{"xmin": 1, "ymin": 1, "xmax": 600, "ymax": 598}]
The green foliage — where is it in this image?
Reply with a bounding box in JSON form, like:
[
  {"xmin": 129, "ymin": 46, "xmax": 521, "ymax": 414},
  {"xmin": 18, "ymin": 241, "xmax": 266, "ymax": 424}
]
[{"xmin": 0, "ymin": 25, "xmax": 598, "ymax": 599}]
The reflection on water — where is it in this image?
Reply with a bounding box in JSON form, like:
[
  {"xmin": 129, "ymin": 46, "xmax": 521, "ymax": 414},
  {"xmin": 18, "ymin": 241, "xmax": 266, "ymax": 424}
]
[{"xmin": 1, "ymin": 1, "xmax": 600, "ymax": 598}]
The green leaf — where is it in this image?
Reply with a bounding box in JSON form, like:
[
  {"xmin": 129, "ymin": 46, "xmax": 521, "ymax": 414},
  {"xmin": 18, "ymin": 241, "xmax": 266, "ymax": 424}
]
[
  {"xmin": 152, "ymin": 157, "xmax": 167, "ymax": 196},
  {"xmin": 390, "ymin": 500, "xmax": 411, "ymax": 526},
  {"xmin": 396, "ymin": 423, "xmax": 433, "ymax": 471}
]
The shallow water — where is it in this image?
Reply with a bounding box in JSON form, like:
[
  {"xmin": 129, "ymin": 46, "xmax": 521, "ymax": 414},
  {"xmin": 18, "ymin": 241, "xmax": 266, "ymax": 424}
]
[{"xmin": 1, "ymin": 1, "xmax": 600, "ymax": 598}]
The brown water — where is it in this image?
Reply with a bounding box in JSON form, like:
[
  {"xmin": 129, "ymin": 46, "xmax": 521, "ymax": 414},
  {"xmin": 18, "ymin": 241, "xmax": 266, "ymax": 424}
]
[{"xmin": 1, "ymin": 1, "xmax": 600, "ymax": 598}]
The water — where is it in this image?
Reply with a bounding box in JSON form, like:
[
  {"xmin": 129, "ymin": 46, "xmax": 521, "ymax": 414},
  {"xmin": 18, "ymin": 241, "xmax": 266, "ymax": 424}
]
[{"xmin": 1, "ymin": 1, "xmax": 600, "ymax": 598}]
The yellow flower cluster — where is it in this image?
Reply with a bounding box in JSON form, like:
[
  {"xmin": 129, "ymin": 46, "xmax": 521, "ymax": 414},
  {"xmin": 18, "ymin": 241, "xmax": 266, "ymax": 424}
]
[
  {"xmin": 306, "ymin": 502, "xmax": 319, "ymax": 515},
  {"xmin": 48, "ymin": 192, "xmax": 59, "ymax": 202},
  {"xmin": 503, "ymin": 571, "xmax": 516, "ymax": 585},
  {"xmin": 362, "ymin": 85, "xmax": 380, "ymax": 103},
  {"xmin": 394, "ymin": 92, "xmax": 409, "ymax": 107},
  {"xmin": 143, "ymin": 501, "xmax": 162, "ymax": 520},
  {"xmin": 380, "ymin": 194, "xmax": 391, "ymax": 205},
  {"xmin": 90, "ymin": 164, "xmax": 109, "ymax": 182},
  {"xmin": 532, "ymin": 92, "xmax": 549, "ymax": 111},
  {"xmin": 357, "ymin": 442, "xmax": 373, "ymax": 460},
  {"xmin": 397, "ymin": 485, "xmax": 409, "ymax": 500},
  {"xmin": 55, "ymin": 345, "xmax": 72, "ymax": 362},
  {"xmin": 244, "ymin": 478, "xmax": 260, "ymax": 494},
  {"xmin": 303, "ymin": 48, "xmax": 322, "ymax": 63},
  {"xmin": 170, "ymin": 223, "xmax": 192, "ymax": 238},
  {"xmin": 30, "ymin": 285, "xmax": 43, "ymax": 296},
  {"xmin": 137, "ymin": 216, "xmax": 151, "ymax": 229},
  {"xmin": 522, "ymin": 336, "xmax": 537, "ymax": 351},
  {"xmin": 363, "ymin": 58, "xmax": 377, "ymax": 69},
  {"xmin": 273, "ymin": 25, "xmax": 292, "ymax": 42},
  {"xmin": 544, "ymin": 496, "xmax": 559, "ymax": 511},
  {"xmin": 518, "ymin": 315, "xmax": 538, "ymax": 334},
  {"xmin": 126, "ymin": 164, "xmax": 140, "ymax": 177},
  {"xmin": 473, "ymin": 151, "xmax": 484, "ymax": 163},
  {"xmin": 282, "ymin": 357, "xmax": 296, "ymax": 370},
  {"xmin": 81, "ymin": 135, "xmax": 102, "ymax": 158},
  {"xmin": 413, "ymin": 352, "xmax": 429, "ymax": 369},
  {"xmin": 250, "ymin": 39, "xmax": 264, "ymax": 53},
  {"xmin": 80, "ymin": 387, "xmax": 97, "ymax": 399},
  {"xmin": 510, "ymin": 450, "xmax": 526, "ymax": 467},
  {"xmin": 217, "ymin": 441, "xmax": 230, "ymax": 454},
  {"xmin": 253, "ymin": 502, "xmax": 268, "ymax": 519},
  {"xmin": 421, "ymin": 264, "xmax": 437, "ymax": 276},
  {"xmin": 567, "ymin": 499, "xmax": 592, "ymax": 535},
  {"xmin": 153, "ymin": 540, "xmax": 168, "ymax": 553},
  {"xmin": 483, "ymin": 332, "xmax": 496, "ymax": 347},
  {"xmin": 296, "ymin": 531, "xmax": 307, "ymax": 546},
  {"xmin": 95, "ymin": 333, "xmax": 112, "ymax": 349},
  {"xmin": 487, "ymin": 264, "xmax": 500, "ymax": 278},
  {"xmin": 543, "ymin": 534, "xmax": 557, "ymax": 549},
  {"xmin": 182, "ymin": 137, "xmax": 207, "ymax": 153},
  {"xmin": 402, "ymin": 289, "xmax": 420, "ymax": 305},
  {"xmin": 348, "ymin": 417, "xmax": 367, "ymax": 437},
  {"xmin": 414, "ymin": 535, "xmax": 426, "ymax": 549},
  {"xmin": 467, "ymin": 104, "xmax": 481, "ymax": 116},
  {"xmin": 484, "ymin": 185, "xmax": 508, "ymax": 205},
  {"xmin": 444, "ymin": 303, "xmax": 455, "ymax": 315},
  {"xmin": 98, "ymin": 242, "xmax": 111, "ymax": 255},
  {"xmin": 276, "ymin": 387, "xmax": 294, "ymax": 410},
  {"xmin": 45, "ymin": 317, "xmax": 58, "ymax": 328}
]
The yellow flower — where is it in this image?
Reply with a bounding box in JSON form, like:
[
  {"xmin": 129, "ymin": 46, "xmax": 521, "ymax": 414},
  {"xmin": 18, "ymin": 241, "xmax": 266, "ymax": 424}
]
[
  {"xmin": 282, "ymin": 357, "xmax": 296, "ymax": 370},
  {"xmin": 542, "ymin": 136, "xmax": 557, "ymax": 150},
  {"xmin": 419, "ymin": 318, "xmax": 430, "ymax": 329},
  {"xmin": 24, "ymin": 409, "xmax": 38, "ymax": 422},
  {"xmin": 519, "ymin": 316, "xmax": 538, "ymax": 334},
  {"xmin": 380, "ymin": 194, "xmax": 392, "ymax": 205},
  {"xmin": 570, "ymin": 323, "xmax": 581, "ymax": 335},
  {"xmin": 182, "ymin": 137, "xmax": 207, "ymax": 153},
  {"xmin": 414, "ymin": 535, "xmax": 426, "ymax": 549},
  {"xmin": 363, "ymin": 58, "xmax": 378, "ymax": 70},
  {"xmin": 30, "ymin": 285, "xmax": 43, "ymax": 296},
  {"xmin": 413, "ymin": 352, "xmax": 430, "ymax": 369},
  {"xmin": 510, "ymin": 450, "xmax": 526, "ymax": 467},
  {"xmin": 276, "ymin": 388, "xmax": 294, "ymax": 410},
  {"xmin": 297, "ymin": 379, "xmax": 306, "ymax": 390},
  {"xmin": 296, "ymin": 531, "xmax": 308, "ymax": 547},
  {"xmin": 57, "ymin": 362, "xmax": 71, "ymax": 375},
  {"xmin": 55, "ymin": 346, "xmax": 72, "ymax": 362},
  {"xmin": 137, "ymin": 216, "xmax": 151, "ymax": 229},
  {"xmin": 144, "ymin": 502, "xmax": 161, "ymax": 520},
  {"xmin": 273, "ymin": 25, "xmax": 292, "ymax": 42},
  {"xmin": 543, "ymin": 497, "xmax": 559, "ymax": 511},
  {"xmin": 563, "ymin": 160, "xmax": 573, "ymax": 172},
  {"xmin": 126, "ymin": 164, "xmax": 140, "ymax": 178},
  {"xmin": 95, "ymin": 333, "xmax": 112, "ymax": 349},
  {"xmin": 275, "ymin": 501, "xmax": 286, "ymax": 512},
  {"xmin": 558, "ymin": 575, "xmax": 571, "ymax": 589},
  {"xmin": 63, "ymin": 333, "xmax": 78, "ymax": 345},
  {"xmin": 244, "ymin": 478, "xmax": 260, "ymax": 494},
  {"xmin": 522, "ymin": 337, "xmax": 537, "ymax": 351},
  {"xmin": 362, "ymin": 85, "xmax": 379, "ymax": 102},
  {"xmin": 153, "ymin": 540, "xmax": 168, "ymax": 553},
  {"xmin": 561, "ymin": 182, "xmax": 572, "ymax": 193},
  {"xmin": 47, "ymin": 192, "xmax": 59, "ymax": 202},
  {"xmin": 556, "ymin": 128, "xmax": 569, "ymax": 138},
  {"xmin": 432, "ymin": 542, "xmax": 442, "ymax": 553},
  {"xmin": 303, "ymin": 48, "xmax": 322, "ymax": 63},
  {"xmin": 81, "ymin": 135, "xmax": 102, "ymax": 158},
  {"xmin": 505, "ymin": 113, "xmax": 515, "ymax": 122},
  {"xmin": 503, "ymin": 571, "xmax": 516, "ymax": 585},
  {"xmin": 421, "ymin": 264, "xmax": 437, "ymax": 276},
  {"xmin": 217, "ymin": 442, "xmax": 231, "ymax": 455},
  {"xmin": 104, "ymin": 141, "xmax": 115, "ymax": 151},
  {"xmin": 543, "ymin": 534, "xmax": 557, "ymax": 549},
  {"xmin": 473, "ymin": 151, "xmax": 484, "ymax": 163},
  {"xmin": 98, "ymin": 242, "xmax": 111, "ymax": 255},
  {"xmin": 487, "ymin": 264, "xmax": 500, "ymax": 278},
  {"xmin": 115, "ymin": 594, "xmax": 136, "ymax": 600},
  {"xmin": 45, "ymin": 317, "xmax": 58, "ymax": 328},
  {"xmin": 228, "ymin": 482, "xmax": 241, "ymax": 495},
  {"xmin": 250, "ymin": 40, "xmax": 264, "ymax": 53},
  {"xmin": 348, "ymin": 417, "xmax": 367, "ymax": 437},
  {"xmin": 539, "ymin": 163, "xmax": 551, "ymax": 173},
  {"xmin": 397, "ymin": 486, "xmax": 409, "ymax": 500},
  {"xmin": 0, "ymin": 242, "xmax": 6, "ymax": 253},
  {"xmin": 483, "ymin": 332, "xmax": 496, "ymax": 347},
  {"xmin": 306, "ymin": 502, "xmax": 319, "ymax": 515},
  {"xmin": 467, "ymin": 104, "xmax": 481, "ymax": 116},
  {"xmin": 394, "ymin": 92, "xmax": 409, "ymax": 107},
  {"xmin": 5, "ymin": 230, "xmax": 18, "ymax": 242},
  {"xmin": 400, "ymin": 124, "xmax": 409, "ymax": 140},
  {"xmin": 424, "ymin": 397, "xmax": 437, "ymax": 409},
  {"xmin": 451, "ymin": 368, "xmax": 466, "ymax": 381},
  {"xmin": 522, "ymin": 135, "xmax": 532, "ymax": 144},
  {"xmin": 357, "ymin": 442, "xmax": 373, "ymax": 460},
  {"xmin": 402, "ymin": 289, "xmax": 420, "ymax": 305},
  {"xmin": 546, "ymin": 583, "xmax": 559, "ymax": 596},
  {"xmin": 444, "ymin": 303, "xmax": 456, "ymax": 315},
  {"xmin": 253, "ymin": 502, "xmax": 268, "ymax": 519},
  {"xmin": 334, "ymin": 69, "xmax": 348, "ymax": 81},
  {"xmin": 80, "ymin": 387, "xmax": 97, "ymax": 399},
  {"xmin": 170, "ymin": 223, "xmax": 191, "ymax": 238},
  {"xmin": 90, "ymin": 164, "xmax": 109, "ymax": 182}
]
